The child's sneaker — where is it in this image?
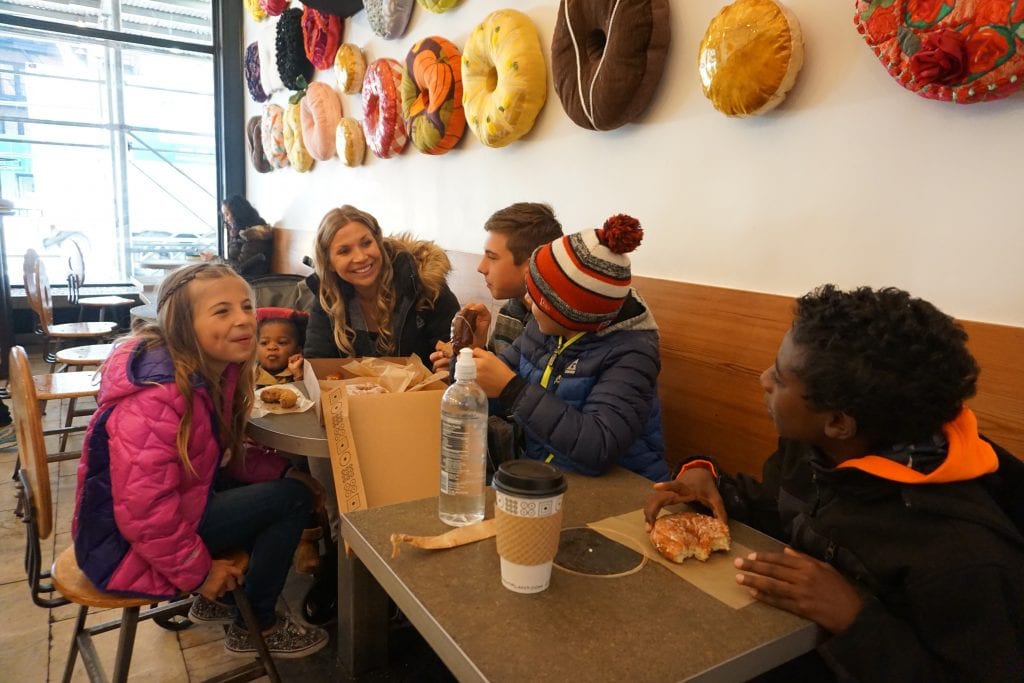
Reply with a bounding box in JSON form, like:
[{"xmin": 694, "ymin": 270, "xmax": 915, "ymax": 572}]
[
  {"xmin": 225, "ymin": 613, "xmax": 328, "ymax": 659},
  {"xmin": 0, "ymin": 424, "xmax": 16, "ymax": 450},
  {"xmin": 188, "ymin": 596, "xmax": 236, "ymax": 624}
]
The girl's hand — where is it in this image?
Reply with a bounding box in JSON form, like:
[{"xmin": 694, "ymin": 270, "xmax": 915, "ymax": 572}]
[
  {"xmin": 288, "ymin": 353, "xmax": 304, "ymax": 380},
  {"xmin": 286, "ymin": 468, "xmax": 325, "ymax": 513},
  {"xmin": 734, "ymin": 547, "xmax": 864, "ymax": 633},
  {"xmin": 198, "ymin": 558, "xmax": 245, "ymax": 600},
  {"xmin": 643, "ymin": 469, "xmax": 728, "ymax": 531},
  {"xmin": 471, "ymin": 347, "xmax": 516, "ymax": 397}
]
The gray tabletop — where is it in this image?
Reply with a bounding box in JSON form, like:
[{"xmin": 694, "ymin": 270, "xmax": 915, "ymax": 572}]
[
  {"xmin": 340, "ymin": 468, "xmax": 822, "ymax": 682},
  {"xmin": 129, "ymin": 303, "xmax": 157, "ymax": 323},
  {"xmin": 246, "ymin": 384, "xmax": 329, "ymax": 458}
]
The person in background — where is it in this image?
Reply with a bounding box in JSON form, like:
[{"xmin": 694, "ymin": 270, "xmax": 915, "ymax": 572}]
[
  {"xmin": 255, "ymin": 307, "xmax": 308, "ymax": 387},
  {"xmin": 470, "ymin": 214, "xmax": 669, "ymax": 482},
  {"xmin": 644, "ymin": 285, "xmax": 1024, "ymax": 681},
  {"xmin": 430, "ymin": 201, "xmax": 563, "ymax": 374},
  {"xmin": 301, "ymin": 204, "xmax": 460, "ymax": 624},
  {"xmin": 72, "ymin": 263, "xmax": 328, "ymax": 659},
  {"xmin": 222, "ymin": 195, "xmax": 273, "ymax": 280}
]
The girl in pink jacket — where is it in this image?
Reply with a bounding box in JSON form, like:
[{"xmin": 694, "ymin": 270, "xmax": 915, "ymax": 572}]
[{"xmin": 73, "ymin": 263, "xmax": 327, "ymax": 659}]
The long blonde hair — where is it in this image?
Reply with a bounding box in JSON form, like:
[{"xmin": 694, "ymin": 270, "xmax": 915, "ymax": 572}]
[
  {"xmin": 127, "ymin": 263, "xmax": 256, "ymax": 475},
  {"xmin": 313, "ymin": 205, "xmax": 398, "ymax": 356}
]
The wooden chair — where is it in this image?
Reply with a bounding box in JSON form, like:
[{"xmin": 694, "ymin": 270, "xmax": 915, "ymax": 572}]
[
  {"xmin": 10, "ymin": 345, "xmax": 281, "ymax": 683},
  {"xmin": 23, "ymin": 249, "xmax": 115, "ymax": 369},
  {"xmin": 66, "ymin": 240, "xmax": 135, "ymax": 323}
]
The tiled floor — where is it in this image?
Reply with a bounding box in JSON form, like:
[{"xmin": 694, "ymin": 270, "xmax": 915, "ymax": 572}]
[{"xmin": 0, "ymin": 349, "xmax": 455, "ymax": 682}]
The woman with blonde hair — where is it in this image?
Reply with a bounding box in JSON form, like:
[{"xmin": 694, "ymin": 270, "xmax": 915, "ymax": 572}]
[
  {"xmin": 72, "ymin": 263, "xmax": 328, "ymax": 658},
  {"xmin": 304, "ymin": 204, "xmax": 460, "ymax": 364}
]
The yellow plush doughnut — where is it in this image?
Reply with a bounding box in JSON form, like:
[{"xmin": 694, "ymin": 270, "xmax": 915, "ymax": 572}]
[
  {"xmin": 698, "ymin": 0, "xmax": 804, "ymax": 117},
  {"xmin": 335, "ymin": 117, "xmax": 366, "ymax": 167},
  {"xmin": 335, "ymin": 43, "xmax": 366, "ymax": 95},
  {"xmin": 461, "ymin": 9, "xmax": 547, "ymax": 148},
  {"xmin": 283, "ymin": 100, "xmax": 314, "ymax": 172}
]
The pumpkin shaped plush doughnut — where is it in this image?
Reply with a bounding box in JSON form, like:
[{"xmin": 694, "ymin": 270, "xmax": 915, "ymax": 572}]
[
  {"xmin": 301, "ymin": 82, "xmax": 343, "ymax": 161},
  {"xmin": 551, "ymin": 0, "xmax": 672, "ymax": 131},
  {"xmin": 417, "ymin": 0, "xmax": 459, "ymax": 12},
  {"xmin": 284, "ymin": 100, "xmax": 315, "ymax": 172},
  {"xmin": 698, "ymin": 0, "xmax": 804, "ymax": 117},
  {"xmin": 854, "ymin": 0, "xmax": 1024, "ymax": 104},
  {"xmin": 401, "ymin": 36, "xmax": 466, "ymax": 155},
  {"xmin": 365, "ymin": 0, "xmax": 415, "ymax": 40},
  {"xmin": 462, "ymin": 9, "xmax": 547, "ymax": 148},
  {"xmin": 335, "ymin": 43, "xmax": 366, "ymax": 94},
  {"xmin": 261, "ymin": 103, "xmax": 289, "ymax": 169},
  {"xmin": 362, "ymin": 58, "xmax": 409, "ymax": 159},
  {"xmin": 336, "ymin": 117, "xmax": 366, "ymax": 167}
]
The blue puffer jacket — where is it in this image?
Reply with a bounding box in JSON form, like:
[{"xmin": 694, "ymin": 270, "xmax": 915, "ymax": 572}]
[{"xmin": 497, "ymin": 289, "xmax": 669, "ymax": 481}]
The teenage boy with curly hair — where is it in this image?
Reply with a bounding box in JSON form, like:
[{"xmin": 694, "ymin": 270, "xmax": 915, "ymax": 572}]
[{"xmin": 645, "ymin": 285, "xmax": 1024, "ymax": 681}]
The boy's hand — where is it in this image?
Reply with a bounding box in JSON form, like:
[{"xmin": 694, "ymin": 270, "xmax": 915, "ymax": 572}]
[
  {"xmin": 643, "ymin": 468, "xmax": 727, "ymax": 530},
  {"xmin": 198, "ymin": 558, "xmax": 245, "ymax": 600},
  {"xmin": 734, "ymin": 547, "xmax": 864, "ymax": 633},
  {"xmin": 288, "ymin": 354, "xmax": 304, "ymax": 380},
  {"xmin": 430, "ymin": 349, "xmax": 452, "ymax": 374},
  {"xmin": 461, "ymin": 303, "xmax": 492, "ymax": 348},
  {"xmin": 471, "ymin": 347, "xmax": 516, "ymax": 397}
]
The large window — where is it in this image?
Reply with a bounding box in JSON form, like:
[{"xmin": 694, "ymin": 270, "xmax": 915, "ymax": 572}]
[{"xmin": 0, "ymin": 0, "xmax": 217, "ymax": 285}]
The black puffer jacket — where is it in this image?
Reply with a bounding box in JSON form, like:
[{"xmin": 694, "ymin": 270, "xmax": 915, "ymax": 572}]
[{"xmin": 718, "ymin": 418, "xmax": 1024, "ymax": 682}]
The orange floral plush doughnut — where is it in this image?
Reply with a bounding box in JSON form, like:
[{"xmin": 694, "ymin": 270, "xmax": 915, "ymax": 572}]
[{"xmin": 362, "ymin": 58, "xmax": 408, "ymax": 159}]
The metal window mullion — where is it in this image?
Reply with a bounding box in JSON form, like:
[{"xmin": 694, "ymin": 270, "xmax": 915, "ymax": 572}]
[{"xmin": 108, "ymin": 40, "xmax": 130, "ymax": 280}]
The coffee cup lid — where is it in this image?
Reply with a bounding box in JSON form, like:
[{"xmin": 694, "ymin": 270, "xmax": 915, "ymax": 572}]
[{"xmin": 492, "ymin": 460, "xmax": 567, "ymax": 497}]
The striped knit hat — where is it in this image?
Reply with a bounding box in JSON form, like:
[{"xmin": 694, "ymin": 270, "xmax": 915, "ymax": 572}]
[{"xmin": 525, "ymin": 214, "xmax": 643, "ymax": 332}]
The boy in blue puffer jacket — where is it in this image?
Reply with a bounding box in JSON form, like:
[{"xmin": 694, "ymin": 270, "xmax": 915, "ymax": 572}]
[{"xmin": 471, "ymin": 214, "xmax": 669, "ymax": 481}]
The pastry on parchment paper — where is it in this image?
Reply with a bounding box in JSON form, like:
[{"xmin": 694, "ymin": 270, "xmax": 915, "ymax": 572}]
[{"xmin": 649, "ymin": 511, "xmax": 731, "ymax": 563}]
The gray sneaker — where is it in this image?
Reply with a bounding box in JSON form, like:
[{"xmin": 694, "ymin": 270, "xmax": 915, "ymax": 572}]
[
  {"xmin": 225, "ymin": 613, "xmax": 328, "ymax": 659},
  {"xmin": 188, "ymin": 596, "xmax": 236, "ymax": 624}
]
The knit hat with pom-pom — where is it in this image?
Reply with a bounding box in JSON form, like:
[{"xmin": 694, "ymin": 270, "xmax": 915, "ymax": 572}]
[{"xmin": 525, "ymin": 214, "xmax": 643, "ymax": 332}]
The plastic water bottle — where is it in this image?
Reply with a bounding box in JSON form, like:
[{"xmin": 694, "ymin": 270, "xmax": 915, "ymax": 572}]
[{"xmin": 439, "ymin": 347, "xmax": 487, "ymax": 526}]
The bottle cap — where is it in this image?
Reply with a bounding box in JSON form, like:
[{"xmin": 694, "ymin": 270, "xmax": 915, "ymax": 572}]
[{"xmin": 454, "ymin": 347, "xmax": 476, "ymax": 381}]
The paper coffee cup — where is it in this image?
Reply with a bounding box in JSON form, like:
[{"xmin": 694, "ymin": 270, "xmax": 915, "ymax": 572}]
[{"xmin": 492, "ymin": 461, "xmax": 567, "ymax": 594}]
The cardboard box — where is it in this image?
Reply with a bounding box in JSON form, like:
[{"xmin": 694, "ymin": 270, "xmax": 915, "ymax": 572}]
[{"xmin": 304, "ymin": 358, "xmax": 447, "ymax": 513}]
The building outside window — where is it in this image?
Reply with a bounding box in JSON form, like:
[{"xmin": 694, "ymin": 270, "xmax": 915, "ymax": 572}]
[{"xmin": 0, "ymin": 0, "xmax": 217, "ymax": 286}]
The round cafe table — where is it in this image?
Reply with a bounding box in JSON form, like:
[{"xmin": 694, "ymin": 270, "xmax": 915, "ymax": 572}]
[
  {"xmin": 246, "ymin": 384, "xmax": 329, "ymax": 458},
  {"xmin": 129, "ymin": 302, "xmax": 158, "ymax": 323}
]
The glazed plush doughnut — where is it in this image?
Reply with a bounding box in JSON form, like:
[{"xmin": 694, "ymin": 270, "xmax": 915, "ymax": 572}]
[
  {"xmin": 551, "ymin": 0, "xmax": 671, "ymax": 131},
  {"xmin": 244, "ymin": 42, "xmax": 269, "ymax": 103},
  {"xmin": 301, "ymin": 82, "xmax": 343, "ymax": 161},
  {"xmin": 245, "ymin": 0, "xmax": 266, "ymax": 21},
  {"xmin": 401, "ymin": 36, "xmax": 466, "ymax": 155},
  {"xmin": 417, "ymin": 0, "xmax": 458, "ymax": 12},
  {"xmin": 462, "ymin": 9, "xmax": 547, "ymax": 148},
  {"xmin": 365, "ymin": 0, "xmax": 415, "ymax": 40},
  {"xmin": 854, "ymin": 0, "xmax": 1024, "ymax": 104},
  {"xmin": 698, "ymin": 0, "xmax": 804, "ymax": 117},
  {"xmin": 361, "ymin": 58, "xmax": 408, "ymax": 159},
  {"xmin": 335, "ymin": 43, "xmax": 366, "ymax": 95},
  {"xmin": 336, "ymin": 118, "xmax": 366, "ymax": 167},
  {"xmin": 301, "ymin": 5, "xmax": 342, "ymax": 70},
  {"xmin": 284, "ymin": 100, "xmax": 314, "ymax": 172},
  {"xmin": 261, "ymin": 103, "xmax": 289, "ymax": 169}
]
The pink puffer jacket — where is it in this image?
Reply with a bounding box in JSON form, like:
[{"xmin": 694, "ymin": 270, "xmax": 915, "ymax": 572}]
[{"xmin": 72, "ymin": 341, "xmax": 290, "ymax": 598}]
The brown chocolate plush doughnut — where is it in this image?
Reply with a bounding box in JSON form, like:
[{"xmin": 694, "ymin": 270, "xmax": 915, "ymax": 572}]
[{"xmin": 551, "ymin": 0, "xmax": 671, "ymax": 131}]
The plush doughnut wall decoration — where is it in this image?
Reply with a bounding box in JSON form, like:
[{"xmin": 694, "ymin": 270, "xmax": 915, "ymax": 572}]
[
  {"xmin": 276, "ymin": 7, "xmax": 315, "ymax": 91},
  {"xmin": 246, "ymin": 0, "xmax": 267, "ymax": 21},
  {"xmin": 260, "ymin": 0, "xmax": 288, "ymax": 17},
  {"xmin": 302, "ymin": 6, "xmax": 342, "ymax": 70},
  {"xmin": 698, "ymin": 0, "xmax": 804, "ymax": 117},
  {"xmin": 298, "ymin": 0, "xmax": 363, "ymax": 18},
  {"xmin": 245, "ymin": 42, "xmax": 269, "ymax": 103},
  {"xmin": 261, "ymin": 104, "xmax": 290, "ymax": 169},
  {"xmin": 401, "ymin": 36, "xmax": 466, "ymax": 155},
  {"xmin": 284, "ymin": 100, "xmax": 315, "ymax": 172},
  {"xmin": 551, "ymin": 0, "xmax": 671, "ymax": 131},
  {"xmin": 301, "ymin": 82, "xmax": 343, "ymax": 160},
  {"xmin": 246, "ymin": 116, "xmax": 272, "ymax": 173},
  {"xmin": 258, "ymin": 20, "xmax": 285, "ymax": 95},
  {"xmin": 854, "ymin": 0, "xmax": 1024, "ymax": 104},
  {"xmin": 336, "ymin": 118, "xmax": 367, "ymax": 166},
  {"xmin": 335, "ymin": 43, "xmax": 367, "ymax": 94},
  {"xmin": 417, "ymin": 0, "xmax": 459, "ymax": 13},
  {"xmin": 365, "ymin": 0, "xmax": 415, "ymax": 40},
  {"xmin": 462, "ymin": 9, "xmax": 547, "ymax": 148},
  {"xmin": 362, "ymin": 58, "xmax": 408, "ymax": 159}
]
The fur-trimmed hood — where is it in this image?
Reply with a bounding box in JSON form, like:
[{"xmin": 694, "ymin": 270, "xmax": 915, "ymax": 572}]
[{"xmin": 383, "ymin": 233, "xmax": 451, "ymax": 309}]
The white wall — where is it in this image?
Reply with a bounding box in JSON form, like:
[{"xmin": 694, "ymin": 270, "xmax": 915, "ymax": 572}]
[{"xmin": 244, "ymin": 1, "xmax": 1024, "ymax": 326}]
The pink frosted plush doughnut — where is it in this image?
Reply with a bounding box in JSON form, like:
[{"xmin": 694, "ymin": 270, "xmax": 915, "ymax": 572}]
[
  {"xmin": 361, "ymin": 58, "xmax": 408, "ymax": 159},
  {"xmin": 301, "ymin": 81, "xmax": 342, "ymax": 160},
  {"xmin": 260, "ymin": 103, "xmax": 289, "ymax": 169}
]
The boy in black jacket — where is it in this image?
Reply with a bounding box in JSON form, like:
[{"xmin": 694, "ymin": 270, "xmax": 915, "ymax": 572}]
[{"xmin": 645, "ymin": 285, "xmax": 1024, "ymax": 681}]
